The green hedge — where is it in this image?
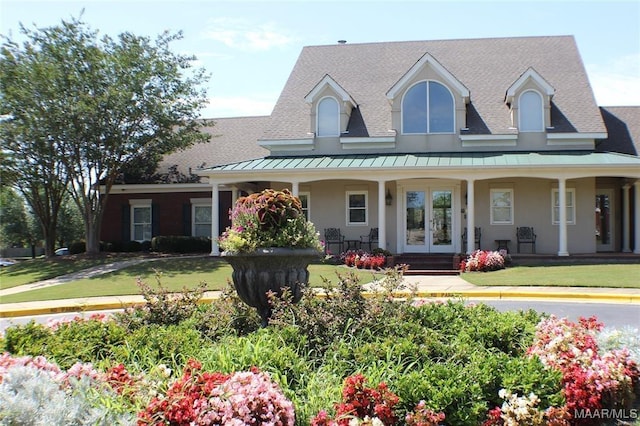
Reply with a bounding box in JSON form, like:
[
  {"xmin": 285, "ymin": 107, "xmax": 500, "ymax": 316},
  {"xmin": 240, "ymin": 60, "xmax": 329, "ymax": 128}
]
[{"xmin": 151, "ymin": 235, "xmax": 211, "ymax": 253}]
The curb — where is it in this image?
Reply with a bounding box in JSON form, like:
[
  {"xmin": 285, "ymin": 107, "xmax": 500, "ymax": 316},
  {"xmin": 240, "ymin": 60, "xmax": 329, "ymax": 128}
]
[{"xmin": 1, "ymin": 290, "xmax": 638, "ymax": 318}]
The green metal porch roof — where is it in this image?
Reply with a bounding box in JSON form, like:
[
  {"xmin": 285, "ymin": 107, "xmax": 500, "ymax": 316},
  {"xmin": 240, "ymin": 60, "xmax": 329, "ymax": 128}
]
[{"xmin": 199, "ymin": 151, "xmax": 640, "ymax": 173}]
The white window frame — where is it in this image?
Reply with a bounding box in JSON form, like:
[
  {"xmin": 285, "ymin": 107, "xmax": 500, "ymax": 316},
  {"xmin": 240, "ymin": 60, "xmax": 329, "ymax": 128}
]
[
  {"xmin": 129, "ymin": 199, "xmax": 152, "ymax": 242},
  {"xmin": 490, "ymin": 188, "xmax": 514, "ymax": 225},
  {"xmin": 298, "ymin": 192, "xmax": 311, "ymax": 221},
  {"xmin": 316, "ymin": 96, "xmax": 340, "ymax": 137},
  {"xmin": 551, "ymin": 188, "xmax": 576, "ymax": 225},
  {"xmin": 346, "ymin": 190, "xmax": 368, "ymax": 226},
  {"xmin": 518, "ymin": 89, "xmax": 544, "ymax": 132},
  {"xmin": 401, "ymin": 80, "xmax": 455, "ymax": 135},
  {"xmin": 191, "ymin": 198, "xmax": 212, "ymax": 237}
]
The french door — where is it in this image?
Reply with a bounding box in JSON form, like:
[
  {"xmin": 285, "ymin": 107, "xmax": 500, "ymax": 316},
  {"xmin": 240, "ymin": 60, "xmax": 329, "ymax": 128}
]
[
  {"xmin": 404, "ymin": 187, "xmax": 454, "ymax": 253},
  {"xmin": 595, "ymin": 189, "xmax": 614, "ymax": 251}
]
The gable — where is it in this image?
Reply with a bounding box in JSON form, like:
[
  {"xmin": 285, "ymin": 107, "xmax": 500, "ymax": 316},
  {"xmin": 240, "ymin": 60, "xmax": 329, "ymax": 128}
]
[{"xmin": 261, "ymin": 36, "xmax": 606, "ymax": 142}]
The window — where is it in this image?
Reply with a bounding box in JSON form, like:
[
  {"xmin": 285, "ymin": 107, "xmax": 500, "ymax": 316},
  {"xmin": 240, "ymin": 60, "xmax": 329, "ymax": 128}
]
[
  {"xmin": 552, "ymin": 189, "xmax": 576, "ymax": 224},
  {"xmin": 317, "ymin": 97, "xmax": 339, "ymax": 137},
  {"xmin": 402, "ymin": 81, "xmax": 454, "ymax": 134},
  {"xmin": 193, "ymin": 205, "xmax": 212, "ymax": 237},
  {"xmin": 130, "ymin": 200, "xmax": 152, "ymax": 242},
  {"xmin": 519, "ymin": 90, "xmax": 543, "ymax": 131},
  {"xmin": 346, "ymin": 191, "xmax": 368, "ymax": 225},
  {"xmin": 298, "ymin": 192, "xmax": 310, "ymax": 221},
  {"xmin": 490, "ymin": 189, "xmax": 513, "ymax": 224}
]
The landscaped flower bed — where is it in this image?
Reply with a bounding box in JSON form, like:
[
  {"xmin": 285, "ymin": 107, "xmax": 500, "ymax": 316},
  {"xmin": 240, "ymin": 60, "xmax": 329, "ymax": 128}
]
[
  {"xmin": 460, "ymin": 250, "xmax": 510, "ymax": 272},
  {"xmin": 341, "ymin": 249, "xmax": 387, "ymax": 270},
  {"xmin": 1, "ymin": 269, "xmax": 638, "ymax": 425}
]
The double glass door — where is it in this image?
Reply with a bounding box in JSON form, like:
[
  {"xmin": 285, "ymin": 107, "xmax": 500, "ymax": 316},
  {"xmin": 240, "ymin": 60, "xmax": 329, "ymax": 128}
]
[{"xmin": 405, "ymin": 188, "xmax": 454, "ymax": 253}]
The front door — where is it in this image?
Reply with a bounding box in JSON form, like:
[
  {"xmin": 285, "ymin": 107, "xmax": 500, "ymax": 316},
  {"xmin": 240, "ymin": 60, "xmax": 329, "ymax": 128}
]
[
  {"xmin": 595, "ymin": 189, "xmax": 614, "ymax": 251},
  {"xmin": 404, "ymin": 187, "xmax": 454, "ymax": 253}
]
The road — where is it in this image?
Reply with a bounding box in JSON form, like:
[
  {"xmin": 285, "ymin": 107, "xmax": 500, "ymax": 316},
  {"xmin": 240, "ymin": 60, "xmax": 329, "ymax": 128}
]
[{"xmin": 1, "ymin": 300, "xmax": 638, "ymax": 334}]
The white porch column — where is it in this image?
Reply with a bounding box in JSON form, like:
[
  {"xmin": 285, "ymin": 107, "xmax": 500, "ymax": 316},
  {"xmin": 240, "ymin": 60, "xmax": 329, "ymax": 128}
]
[
  {"xmin": 291, "ymin": 181, "xmax": 299, "ymax": 197},
  {"xmin": 210, "ymin": 182, "xmax": 220, "ymax": 256},
  {"xmin": 622, "ymin": 184, "xmax": 631, "ymax": 252},
  {"xmin": 557, "ymin": 178, "xmax": 569, "ymax": 256},
  {"xmin": 634, "ymin": 181, "xmax": 640, "ymax": 254},
  {"xmin": 466, "ymin": 179, "xmax": 475, "ymax": 254},
  {"xmin": 378, "ymin": 180, "xmax": 387, "ymax": 251}
]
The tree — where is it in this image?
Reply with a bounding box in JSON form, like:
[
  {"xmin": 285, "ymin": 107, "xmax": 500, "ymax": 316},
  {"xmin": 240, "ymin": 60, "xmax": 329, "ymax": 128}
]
[
  {"xmin": 0, "ymin": 187, "xmax": 42, "ymax": 257},
  {"xmin": 0, "ymin": 16, "xmax": 210, "ymax": 254}
]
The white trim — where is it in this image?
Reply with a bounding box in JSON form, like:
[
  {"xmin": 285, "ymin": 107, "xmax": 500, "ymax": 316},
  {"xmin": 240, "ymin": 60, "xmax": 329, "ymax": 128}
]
[
  {"xmin": 490, "ymin": 188, "xmax": 514, "ymax": 225},
  {"xmin": 386, "ymin": 52, "xmax": 470, "ymax": 101},
  {"xmin": 346, "ymin": 190, "xmax": 368, "ymax": 226},
  {"xmin": 258, "ymin": 138, "xmax": 315, "ymax": 152},
  {"xmin": 461, "ymin": 139, "xmax": 517, "ymax": 147},
  {"xmin": 505, "ymin": 67, "xmax": 555, "ymax": 103},
  {"xmin": 129, "ymin": 198, "xmax": 152, "ymax": 206},
  {"xmin": 316, "ymin": 96, "xmax": 340, "ymax": 137},
  {"xmin": 298, "ymin": 191, "xmax": 311, "ymax": 221},
  {"xmin": 304, "ymin": 74, "xmax": 357, "ymax": 106},
  {"xmin": 130, "ymin": 201, "xmax": 152, "ymax": 242},
  {"xmin": 459, "ymin": 134, "xmax": 518, "ymax": 141},
  {"xmin": 547, "ymin": 133, "xmax": 608, "ymax": 140},
  {"xmin": 551, "ymin": 188, "xmax": 576, "ymax": 225},
  {"xmin": 340, "ymin": 137, "xmax": 396, "ymax": 149},
  {"xmin": 106, "ymin": 183, "xmax": 212, "ymax": 194},
  {"xmin": 192, "ymin": 203, "xmax": 213, "ymax": 237},
  {"xmin": 518, "ymin": 89, "xmax": 544, "ymax": 132},
  {"xmin": 401, "ymin": 80, "xmax": 456, "ymax": 134}
]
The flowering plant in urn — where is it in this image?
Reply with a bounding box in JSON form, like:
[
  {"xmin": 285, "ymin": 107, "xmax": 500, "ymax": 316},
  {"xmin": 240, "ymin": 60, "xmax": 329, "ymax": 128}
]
[
  {"xmin": 219, "ymin": 188, "xmax": 322, "ymax": 325},
  {"xmin": 219, "ymin": 188, "xmax": 323, "ymax": 254}
]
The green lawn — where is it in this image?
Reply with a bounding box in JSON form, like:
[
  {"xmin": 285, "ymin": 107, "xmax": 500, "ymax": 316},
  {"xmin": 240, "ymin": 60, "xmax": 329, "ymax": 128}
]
[
  {"xmin": 0, "ymin": 254, "xmax": 148, "ymax": 290},
  {"xmin": 462, "ymin": 264, "xmax": 640, "ymax": 288},
  {"xmin": 0, "ymin": 257, "xmax": 381, "ymax": 304}
]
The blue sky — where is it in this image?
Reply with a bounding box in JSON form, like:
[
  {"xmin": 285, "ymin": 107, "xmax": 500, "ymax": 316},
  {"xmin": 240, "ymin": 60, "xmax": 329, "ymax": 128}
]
[{"xmin": 2, "ymin": 0, "xmax": 639, "ymax": 119}]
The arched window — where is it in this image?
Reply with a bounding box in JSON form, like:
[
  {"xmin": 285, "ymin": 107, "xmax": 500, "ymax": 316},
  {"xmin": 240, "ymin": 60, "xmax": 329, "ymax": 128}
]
[
  {"xmin": 317, "ymin": 97, "xmax": 339, "ymax": 137},
  {"xmin": 519, "ymin": 90, "xmax": 544, "ymax": 132},
  {"xmin": 402, "ymin": 81, "xmax": 454, "ymax": 134}
]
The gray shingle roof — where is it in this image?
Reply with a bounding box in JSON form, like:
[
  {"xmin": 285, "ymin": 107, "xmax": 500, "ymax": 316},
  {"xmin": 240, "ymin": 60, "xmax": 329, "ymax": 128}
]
[
  {"xmin": 262, "ymin": 36, "xmax": 606, "ymax": 141},
  {"xmin": 158, "ymin": 116, "xmax": 270, "ymax": 173},
  {"xmin": 598, "ymin": 107, "xmax": 640, "ymax": 156}
]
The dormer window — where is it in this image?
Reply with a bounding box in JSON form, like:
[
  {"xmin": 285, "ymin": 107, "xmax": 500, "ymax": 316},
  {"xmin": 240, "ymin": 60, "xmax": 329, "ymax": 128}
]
[
  {"xmin": 518, "ymin": 90, "xmax": 544, "ymax": 132},
  {"xmin": 402, "ymin": 80, "xmax": 454, "ymax": 134},
  {"xmin": 317, "ymin": 96, "xmax": 340, "ymax": 137},
  {"xmin": 505, "ymin": 68, "xmax": 555, "ymax": 132}
]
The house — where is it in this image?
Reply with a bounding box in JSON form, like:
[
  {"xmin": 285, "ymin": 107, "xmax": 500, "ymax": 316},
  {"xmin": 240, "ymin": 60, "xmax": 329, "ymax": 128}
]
[{"xmin": 101, "ymin": 35, "xmax": 640, "ymax": 258}]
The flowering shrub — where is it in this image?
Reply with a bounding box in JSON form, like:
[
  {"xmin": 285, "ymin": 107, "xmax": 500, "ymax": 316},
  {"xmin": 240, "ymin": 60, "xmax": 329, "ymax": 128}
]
[
  {"xmin": 0, "ymin": 353, "xmax": 134, "ymax": 425},
  {"xmin": 342, "ymin": 250, "xmax": 386, "ymax": 270},
  {"xmin": 482, "ymin": 389, "xmax": 569, "ymax": 426},
  {"xmin": 311, "ymin": 374, "xmax": 399, "ymax": 425},
  {"xmin": 139, "ymin": 359, "xmax": 295, "ymax": 425},
  {"xmin": 311, "ymin": 375, "xmax": 447, "ymax": 426},
  {"xmin": 525, "ymin": 315, "xmax": 640, "ymax": 424},
  {"xmin": 404, "ymin": 400, "xmax": 446, "ymax": 425},
  {"xmin": 219, "ymin": 188, "xmax": 322, "ymax": 253},
  {"xmin": 459, "ymin": 249, "xmax": 507, "ymax": 272}
]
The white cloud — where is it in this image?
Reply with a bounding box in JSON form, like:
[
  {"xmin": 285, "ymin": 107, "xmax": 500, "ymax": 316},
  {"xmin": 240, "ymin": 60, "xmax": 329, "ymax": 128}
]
[
  {"xmin": 586, "ymin": 53, "xmax": 640, "ymax": 106},
  {"xmin": 200, "ymin": 95, "xmax": 276, "ymax": 118},
  {"xmin": 201, "ymin": 17, "xmax": 294, "ymax": 51}
]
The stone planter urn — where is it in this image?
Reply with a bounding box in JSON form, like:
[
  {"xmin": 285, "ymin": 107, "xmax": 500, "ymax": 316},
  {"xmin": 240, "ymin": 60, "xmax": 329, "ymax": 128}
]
[{"xmin": 223, "ymin": 247, "xmax": 320, "ymax": 326}]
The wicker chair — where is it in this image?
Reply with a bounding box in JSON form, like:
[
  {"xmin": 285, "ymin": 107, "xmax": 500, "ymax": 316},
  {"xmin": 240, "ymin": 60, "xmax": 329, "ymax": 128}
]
[
  {"xmin": 360, "ymin": 228, "xmax": 379, "ymax": 251},
  {"xmin": 516, "ymin": 226, "xmax": 537, "ymax": 253},
  {"xmin": 324, "ymin": 228, "xmax": 344, "ymax": 254}
]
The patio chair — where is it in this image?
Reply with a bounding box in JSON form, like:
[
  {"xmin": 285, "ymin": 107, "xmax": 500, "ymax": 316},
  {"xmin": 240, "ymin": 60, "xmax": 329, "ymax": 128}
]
[
  {"xmin": 516, "ymin": 226, "xmax": 537, "ymax": 253},
  {"xmin": 461, "ymin": 227, "xmax": 482, "ymax": 250},
  {"xmin": 324, "ymin": 227, "xmax": 345, "ymax": 254},
  {"xmin": 360, "ymin": 227, "xmax": 379, "ymax": 251}
]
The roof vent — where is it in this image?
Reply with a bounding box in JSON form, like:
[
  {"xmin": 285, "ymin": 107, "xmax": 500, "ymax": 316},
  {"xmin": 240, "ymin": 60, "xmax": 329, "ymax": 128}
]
[{"xmin": 337, "ymin": 40, "xmax": 347, "ymax": 44}]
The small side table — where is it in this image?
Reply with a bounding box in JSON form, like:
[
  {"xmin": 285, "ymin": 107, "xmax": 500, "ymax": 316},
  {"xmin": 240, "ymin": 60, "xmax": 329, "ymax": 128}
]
[
  {"xmin": 495, "ymin": 239, "xmax": 510, "ymax": 252},
  {"xmin": 344, "ymin": 239, "xmax": 361, "ymax": 250}
]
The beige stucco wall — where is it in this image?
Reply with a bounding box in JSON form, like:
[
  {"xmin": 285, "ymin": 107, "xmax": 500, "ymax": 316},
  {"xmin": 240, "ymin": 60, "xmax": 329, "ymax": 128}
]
[
  {"xmin": 470, "ymin": 177, "xmax": 596, "ymax": 254},
  {"xmin": 269, "ymin": 176, "xmax": 598, "ymax": 255}
]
